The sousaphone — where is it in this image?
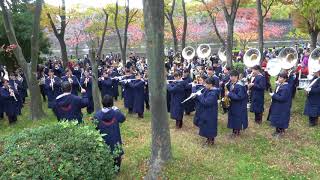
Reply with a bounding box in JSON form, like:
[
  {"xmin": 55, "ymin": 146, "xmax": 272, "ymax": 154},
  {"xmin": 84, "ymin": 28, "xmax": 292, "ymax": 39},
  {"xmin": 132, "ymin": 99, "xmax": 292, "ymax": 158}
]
[
  {"xmin": 308, "ymin": 47, "xmax": 320, "ymax": 77},
  {"xmin": 278, "ymin": 47, "xmax": 298, "ymax": 70},
  {"xmin": 243, "ymin": 48, "xmax": 261, "ymax": 68},
  {"xmin": 182, "ymin": 46, "xmax": 196, "ymax": 60},
  {"xmin": 197, "ymin": 44, "xmax": 211, "ymax": 59},
  {"xmin": 218, "ymin": 47, "xmax": 227, "ymax": 63}
]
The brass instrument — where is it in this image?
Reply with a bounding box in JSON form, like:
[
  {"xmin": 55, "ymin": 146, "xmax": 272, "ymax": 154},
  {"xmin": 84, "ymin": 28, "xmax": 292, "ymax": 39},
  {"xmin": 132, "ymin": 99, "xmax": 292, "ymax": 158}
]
[
  {"xmin": 243, "ymin": 48, "xmax": 261, "ymax": 68},
  {"xmin": 222, "ymin": 81, "xmax": 231, "ymax": 108},
  {"xmin": 197, "ymin": 44, "xmax": 211, "ymax": 59}
]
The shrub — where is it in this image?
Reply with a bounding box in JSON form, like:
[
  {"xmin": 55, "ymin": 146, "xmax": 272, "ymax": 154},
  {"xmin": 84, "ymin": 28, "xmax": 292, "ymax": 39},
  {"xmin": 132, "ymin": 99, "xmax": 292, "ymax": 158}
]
[
  {"xmin": 0, "ymin": 122, "xmax": 116, "ymax": 179},
  {"xmin": 233, "ymin": 62, "xmax": 246, "ymax": 75}
]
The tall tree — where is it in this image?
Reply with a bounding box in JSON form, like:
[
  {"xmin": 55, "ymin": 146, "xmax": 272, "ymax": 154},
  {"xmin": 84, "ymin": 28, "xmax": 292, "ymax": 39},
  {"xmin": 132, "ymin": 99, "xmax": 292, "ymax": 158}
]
[
  {"xmin": 181, "ymin": 0, "xmax": 187, "ymax": 50},
  {"xmin": 143, "ymin": 0, "xmax": 172, "ymax": 178},
  {"xmin": 46, "ymin": 0, "xmax": 68, "ymax": 67},
  {"xmin": 291, "ymin": 0, "xmax": 320, "ymax": 50},
  {"xmin": 0, "ymin": 0, "xmax": 45, "ymax": 120},
  {"xmin": 220, "ymin": 0, "xmax": 241, "ymax": 68},
  {"xmin": 256, "ymin": 0, "xmax": 276, "ymax": 63},
  {"xmin": 199, "ymin": 0, "xmax": 226, "ymax": 47},
  {"xmin": 164, "ymin": 0, "xmax": 178, "ymax": 52},
  {"xmin": 114, "ymin": 0, "xmax": 138, "ymax": 66}
]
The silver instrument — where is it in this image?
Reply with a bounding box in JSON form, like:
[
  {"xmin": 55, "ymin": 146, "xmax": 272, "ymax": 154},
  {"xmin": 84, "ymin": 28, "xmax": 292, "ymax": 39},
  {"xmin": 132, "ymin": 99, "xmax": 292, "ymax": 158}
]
[
  {"xmin": 182, "ymin": 46, "xmax": 196, "ymax": 60},
  {"xmin": 243, "ymin": 48, "xmax": 261, "ymax": 68},
  {"xmin": 197, "ymin": 44, "xmax": 211, "ymax": 59},
  {"xmin": 181, "ymin": 88, "xmax": 204, "ymax": 104}
]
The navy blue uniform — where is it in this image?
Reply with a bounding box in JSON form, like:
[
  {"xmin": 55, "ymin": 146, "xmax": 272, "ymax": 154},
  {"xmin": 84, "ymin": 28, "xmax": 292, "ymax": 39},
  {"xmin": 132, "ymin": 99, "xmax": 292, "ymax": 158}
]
[
  {"xmin": 269, "ymin": 83, "xmax": 292, "ymax": 129},
  {"xmin": 129, "ymin": 80, "xmax": 145, "ymax": 115},
  {"xmin": 197, "ymin": 88, "xmax": 219, "ymax": 138},
  {"xmin": 81, "ymin": 77, "xmax": 94, "ymax": 114},
  {"xmin": 53, "ymin": 92, "xmax": 89, "ymax": 123},
  {"xmin": 227, "ymin": 82, "xmax": 248, "ymax": 130},
  {"xmin": 182, "ymin": 76, "xmax": 194, "ymax": 114},
  {"xmin": 99, "ymin": 77, "xmax": 113, "ymax": 98},
  {"xmin": 167, "ymin": 81, "xmax": 185, "ymax": 121},
  {"xmin": 250, "ymin": 74, "xmax": 266, "ymax": 113},
  {"xmin": 0, "ymin": 86, "xmax": 19, "ymax": 123},
  {"xmin": 193, "ymin": 85, "xmax": 205, "ymax": 127},
  {"xmin": 121, "ymin": 75, "xmax": 135, "ymax": 111},
  {"xmin": 304, "ymin": 77, "xmax": 320, "ymax": 122},
  {"xmin": 94, "ymin": 107, "xmax": 126, "ymax": 159},
  {"xmin": 44, "ymin": 76, "xmax": 62, "ymax": 108}
]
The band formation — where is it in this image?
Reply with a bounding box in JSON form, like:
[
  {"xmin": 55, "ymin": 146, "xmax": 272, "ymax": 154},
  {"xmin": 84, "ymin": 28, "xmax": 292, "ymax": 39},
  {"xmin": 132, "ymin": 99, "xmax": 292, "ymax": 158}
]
[{"xmin": 1, "ymin": 45, "xmax": 320, "ymax": 146}]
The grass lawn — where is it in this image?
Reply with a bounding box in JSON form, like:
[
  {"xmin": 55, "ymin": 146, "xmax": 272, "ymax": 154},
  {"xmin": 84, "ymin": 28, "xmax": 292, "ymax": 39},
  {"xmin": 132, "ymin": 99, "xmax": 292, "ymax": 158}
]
[{"xmin": 0, "ymin": 90, "xmax": 319, "ymax": 179}]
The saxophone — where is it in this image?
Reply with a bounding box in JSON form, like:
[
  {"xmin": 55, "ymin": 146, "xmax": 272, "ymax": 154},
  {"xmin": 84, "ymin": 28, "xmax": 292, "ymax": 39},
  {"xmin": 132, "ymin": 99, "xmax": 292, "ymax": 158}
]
[{"xmin": 222, "ymin": 81, "xmax": 231, "ymax": 108}]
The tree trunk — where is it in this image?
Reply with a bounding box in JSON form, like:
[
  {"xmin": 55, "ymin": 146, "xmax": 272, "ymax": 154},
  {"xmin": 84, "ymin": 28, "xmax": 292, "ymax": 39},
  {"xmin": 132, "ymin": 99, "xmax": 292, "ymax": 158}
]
[
  {"xmin": 168, "ymin": 17, "xmax": 178, "ymax": 53},
  {"xmin": 226, "ymin": 21, "xmax": 234, "ymax": 68},
  {"xmin": 143, "ymin": 0, "xmax": 171, "ymax": 178},
  {"xmin": 0, "ymin": 0, "xmax": 45, "ymax": 120},
  {"xmin": 58, "ymin": 36, "xmax": 68, "ymax": 67},
  {"xmin": 89, "ymin": 50, "xmax": 102, "ymax": 111},
  {"xmin": 309, "ymin": 30, "xmax": 319, "ymax": 51},
  {"xmin": 212, "ymin": 16, "xmax": 226, "ymax": 47},
  {"xmin": 181, "ymin": 0, "xmax": 187, "ymax": 50},
  {"xmin": 75, "ymin": 44, "xmax": 79, "ymax": 59},
  {"xmin": 97, "ymin": 9, "xmax": 109, "ymax": 60},
  {"xmin": 256, "ymin": 0, "xmax": 264, "ymax": 64}
]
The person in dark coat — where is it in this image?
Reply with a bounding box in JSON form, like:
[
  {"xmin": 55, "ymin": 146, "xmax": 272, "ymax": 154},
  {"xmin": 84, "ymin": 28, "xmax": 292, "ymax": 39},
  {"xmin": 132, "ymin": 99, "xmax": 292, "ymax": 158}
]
[
  {"xmin": 269, "ymin": 72, "xmax": 292, "ymax": 137},
  {"xmin": 196, "ymin": 77, "xmax": 219, "ymax": 145},
  {"xmin": 0, "ymin": 79, "xmax": 19, "ymax": 124},
  {"xmin": 166, "ymin": 70, "xmax": 174, "ymax": 112},
  {"xmin": 143, "ymin": 71, "xmax": 150, "ymax": 110},
  {"xmin": 44, "ymin": 69, "xmax": 62, "ymax": 109},
  {"xmin": 206, "ymin": 67, "xmax": 220, "ymax": 87},
  {"xmin": 128, "ymin": 73, "xmax": 145, "ymax": 118},
  {"xmin": 182, "ymin": 69, "xmax": 194, "ymax": 115},
  {"xmin": 304, "ymin": 69, "xmax": 320, "ymax": 126},
  {"xmin": 53, "ymin": 63, "xmax": 64, "ymax": 78},
  {"xmin": 53, "ymin": 81, "xmax": 88, "ymax": 123},
  {"xmin": 192, "ymin": 75, "xmax": 206, "ymax": 127},
  {"xmin": 80, "ymin": 70, "xmax": 94, "ymax": 114},
  {"xmin": 248, "ymin": 65, "xmax": 266, "ymax": 124},
  {"xmin": 110, "ymin": 67, "xmax": 120, "ymax": 100},
  {"xmin": 167, "ymin": 72, "xmax": 186, "ymax": 128},
  {"xmin": 226, "ymin": 70, "xmax": 248, "ymax": 137},
  {"xmin": 94, "ymin": 95, "xmax": 126, "ymax": 172},
  {"xmin": 61, "ymin": 69, "xmax": 80, "ymax": 96},
  {"xmin": 99, "ymin": 71, "xmax": 114, "ymax": 98},
  {"xmin": 72, "ymin": 64, "xmax": 82, "ymax": 81},
  {"xmin": 212, "ymin": 57, "xmax": 222, "ymax": 77},
  {"xmin": 220, "ymin": 67, "xmax": 231, "ymax": 114},
  {"xmin": 9, "ymin": 73, "xmax": 23, "ymax": 115},
  {"xmin": 121, "ymin": 70, "xmax": 135, "ymax": 114}
]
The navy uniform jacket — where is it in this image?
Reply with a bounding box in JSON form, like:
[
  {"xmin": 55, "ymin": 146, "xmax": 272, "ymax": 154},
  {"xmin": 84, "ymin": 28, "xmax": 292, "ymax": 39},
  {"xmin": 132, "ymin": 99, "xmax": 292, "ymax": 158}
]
[
  {"xmin": 250, "ymin": 74, "xmax": 266, "ymax": 113},
  {"xmin": 73, "ymin": 69, "xmax": 82, "ymax": 81},
  {"xmin": 61, "ymin": 75, "xmax": 79, "ymax": 95},
  {"xmin": 213, "ymin": 65, "xmax": 222, "ymax": 77},
  {"xmin": 111, "ymin": 69, "xmax": 120, "ymax": 98},
  {"xmin": 270, "ymin": 83, "xmax": 292, "ymax": 129},
  {"xmin": 0, "ymin": 86, "xmax": 19, "ymax": 116},
  {"xmin": 304, "ymin": 77, "xmax": 320, "ymax": 117},
  {"xmin": 193, "ymin": 85, "xmax": 205, "ymax": 127},
  {"xmin": 197, "ymin": 88, "xmax": 219, "ymax": 138},
  {"xmin": 167, "ymin": 81, "xmax": 185, "ymax": 120},
  {"xmin": 44, "ymin": 76, "xmax": 62, "ymax": 108},
  {"xmin": 167, "ymin": 75, "xmax": 174, "ymax": 112},
  {"xmin": 9, "ymin": 80, "xmax": 23, "ymax": 114},
  {"xmin": 227, "ymin": 82, "xmax": 248, "ymax": 130},
  {"xmin": 182, "ymin": 76, "xmax": 194, "ymax": 113},
  {"xmin": 94, "ymin": 107, "xmax": 126, "ymax": 155},
  {"xmin": 122, "ymin": 75, "xmax": 135, "ymax": 109},
  {"xmin": 99, "ymin": 77, "xmax": 113, "ymax": 98},
  {"xmin": 53, "ymin": 93, "xmax": 89, "ymax": 123},
  {"xmin": 129, "ymin": 80, "xmax": 145, "ymax": 114},
  {"xmin": 81, "ymin": 77, "xmax": 94, "ymax": 114},
  {"xmin": 53, "ymin": 67, "xmax": 64, "ymax": 78}
]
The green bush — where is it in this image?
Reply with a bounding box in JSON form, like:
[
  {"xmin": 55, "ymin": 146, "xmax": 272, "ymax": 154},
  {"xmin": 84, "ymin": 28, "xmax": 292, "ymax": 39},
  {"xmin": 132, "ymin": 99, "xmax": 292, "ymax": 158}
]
[
  {"xmin": 233, "ymin": 62, "xmax": 246, "ymax": 75},
  {"xmin": 0, "ymin": 122, "xmax": 116, "ymax": 179}
]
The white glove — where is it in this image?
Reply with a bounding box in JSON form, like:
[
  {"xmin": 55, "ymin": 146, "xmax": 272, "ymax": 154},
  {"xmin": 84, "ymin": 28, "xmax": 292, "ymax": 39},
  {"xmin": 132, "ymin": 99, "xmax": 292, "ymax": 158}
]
[
  {"xmin": 305, "ymin": 88, "xmax": 311, "ymax": 92},
  {"xmin": 195, "ymin": 91, "xmax": 202, "ymax": 96},
  {"xmin": 81, "ymin": 88, "xmax": 86, "ymax": 94},
  {"xmin": 269, "ymin": 93, "xmax": 274, "ymax": 96},
  {"xmin": 112, "ymin": 106, "xmax": 119, "ymax": 110}
]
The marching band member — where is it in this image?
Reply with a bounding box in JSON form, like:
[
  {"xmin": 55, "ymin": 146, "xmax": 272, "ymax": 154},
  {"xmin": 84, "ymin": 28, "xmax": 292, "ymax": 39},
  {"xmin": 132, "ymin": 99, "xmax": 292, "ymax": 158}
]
[
  {"xmin": 94, "ymin": 95, "xmax": 126, "ymax": 173},
  {"xmin": 182, "ymin": 69, "xmax": 194, "ymax": 115},
  {"xmin": 193, "ymin": 75, "xmax": 206, "ymax": 127},
  {"xmin": 53, "ymin": 81, "xmax": 88, "ymax": 123},
  {"xmin": 38, "ymin": 70, "xmax": 47, "ymax": 102},
  {"xmin": 129, "ymin": 72, "xmax": 145, "ymax": 118},
  {"xmin": 110, "ymin": 64, "xmax": 120, "ymax": 101},
  {"xmin": 44, "ymin": 69, "xmax": 62, "ymax": 109},
  {"xmin": 206, "ymin": 67, "xmax": 219, "ymax": 88},
  {"xmin": 72, "ymin": 64, "xmax": 82, "ymax": 81},
  {"xmin": 167, "ymin": 72, "xmax": 186, "ymax": 129},
  {"xmin": 121, "ymin": 69, "xmax": 135, "ymax": 114},
  {"xmin": 53, "ymin": 63, "xmax": 64, "ymax": 78},
  {"xmin": 143, "ymin": 71, "xmax": 150, "ymax": 110},
  {"xmin": 196, "ymin": 77, "xmax": 219, "ymax": 145},
  {"xmin": 99, "ymin": 70, "xmax": 114, "ymax": 98},
  {"xmin": 226, "ymin": 70, "xmax": 248, "ymax": 137},
  {"xmin": 166, "ymin": 68, "xmax": 174, "ymax": 112},
  {"xmin": 80, "ymin": 70, "xmax": 94, "ymax": 114},
  {"xmin": 0, "ymin": 78, "xmax": 19, "ymax": 124},
  {"xmin": 61, "ymin": 69, "xmax": 79, "ymax": 96},
  {"xmin": 9, "ymin": 73, "xmax": 23, "ymax": 114},
  {"xmin": 268, "ymin": 72, "xmax": 292, "ymax": 137},
  {"xmin": 304, "ymin": 69, "xmax": 320, "ymax": 126},
  {"xmin": 248, "ymin": 65, "xmax": 266, "ymax": 124},
  {"xmin": 220, "ymin": 67, "xmax": 231, "ymax": 113},
  {"xmin": 211, "ymin": 57, "xmax": 222, "ymax": 77}
]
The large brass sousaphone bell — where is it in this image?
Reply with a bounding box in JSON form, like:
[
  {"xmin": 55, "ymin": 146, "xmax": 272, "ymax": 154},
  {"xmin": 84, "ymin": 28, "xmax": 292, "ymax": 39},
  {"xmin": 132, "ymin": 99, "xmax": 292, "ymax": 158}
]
[
  {"xmin": 243, "ymin": 48, "xmax": 261, "ymax": 68},
  {"xmin": 218, "ymin": 47, "xmax": 227, "ymax": 63},
  {"xmin": 197, "ymin": 44, "xmax": 211, "ymax": 59},
  {"xmin": 182, "ymin": 46, "xmax": 196, "ymax": 60},
  {"xmin": 308, "ymin": 47, "xmax": 320, "ymax": 76},
  {"xmin": 279, "ymin": 47, "xmax": 298, "ymax": 70}
]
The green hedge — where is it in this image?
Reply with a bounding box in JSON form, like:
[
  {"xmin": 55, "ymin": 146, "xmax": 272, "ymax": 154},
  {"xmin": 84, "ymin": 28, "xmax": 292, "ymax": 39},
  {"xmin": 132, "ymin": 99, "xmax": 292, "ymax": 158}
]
[{"xmin": 0, "ymin": 122, "xmax": 116, "ymax": 179}]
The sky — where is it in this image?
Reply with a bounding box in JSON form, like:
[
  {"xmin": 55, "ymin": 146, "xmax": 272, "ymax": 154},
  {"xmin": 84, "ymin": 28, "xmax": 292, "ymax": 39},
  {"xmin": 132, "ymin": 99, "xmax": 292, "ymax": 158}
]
[{"xmin": 45, "ymin": 0, "xmax": 144, "ymax": 9}]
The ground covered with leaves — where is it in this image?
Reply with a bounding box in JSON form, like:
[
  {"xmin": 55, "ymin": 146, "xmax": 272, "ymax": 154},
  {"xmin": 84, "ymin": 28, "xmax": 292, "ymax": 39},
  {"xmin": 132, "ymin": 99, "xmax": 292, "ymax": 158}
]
[{"xmin": 0, "ymin": 90, "xmax": 319, "ymax": 179}]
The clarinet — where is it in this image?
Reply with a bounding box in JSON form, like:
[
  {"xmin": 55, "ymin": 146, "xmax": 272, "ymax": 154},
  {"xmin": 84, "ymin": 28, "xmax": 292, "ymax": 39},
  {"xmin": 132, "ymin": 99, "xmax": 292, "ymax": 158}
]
[{"xmin": 7, "ymin": 85, "xmax": 18, "ymax": 102}]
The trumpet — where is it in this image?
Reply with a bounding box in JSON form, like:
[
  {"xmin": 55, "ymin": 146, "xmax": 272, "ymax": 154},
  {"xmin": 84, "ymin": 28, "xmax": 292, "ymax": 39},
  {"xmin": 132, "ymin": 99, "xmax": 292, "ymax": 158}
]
[
  {"xmin": 222, "ymin": 81, "xmax": 231, "ymax": 108},
  {"xmin": 181, "ymin": 88, "xmax": 204, "ymax": 104}
]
